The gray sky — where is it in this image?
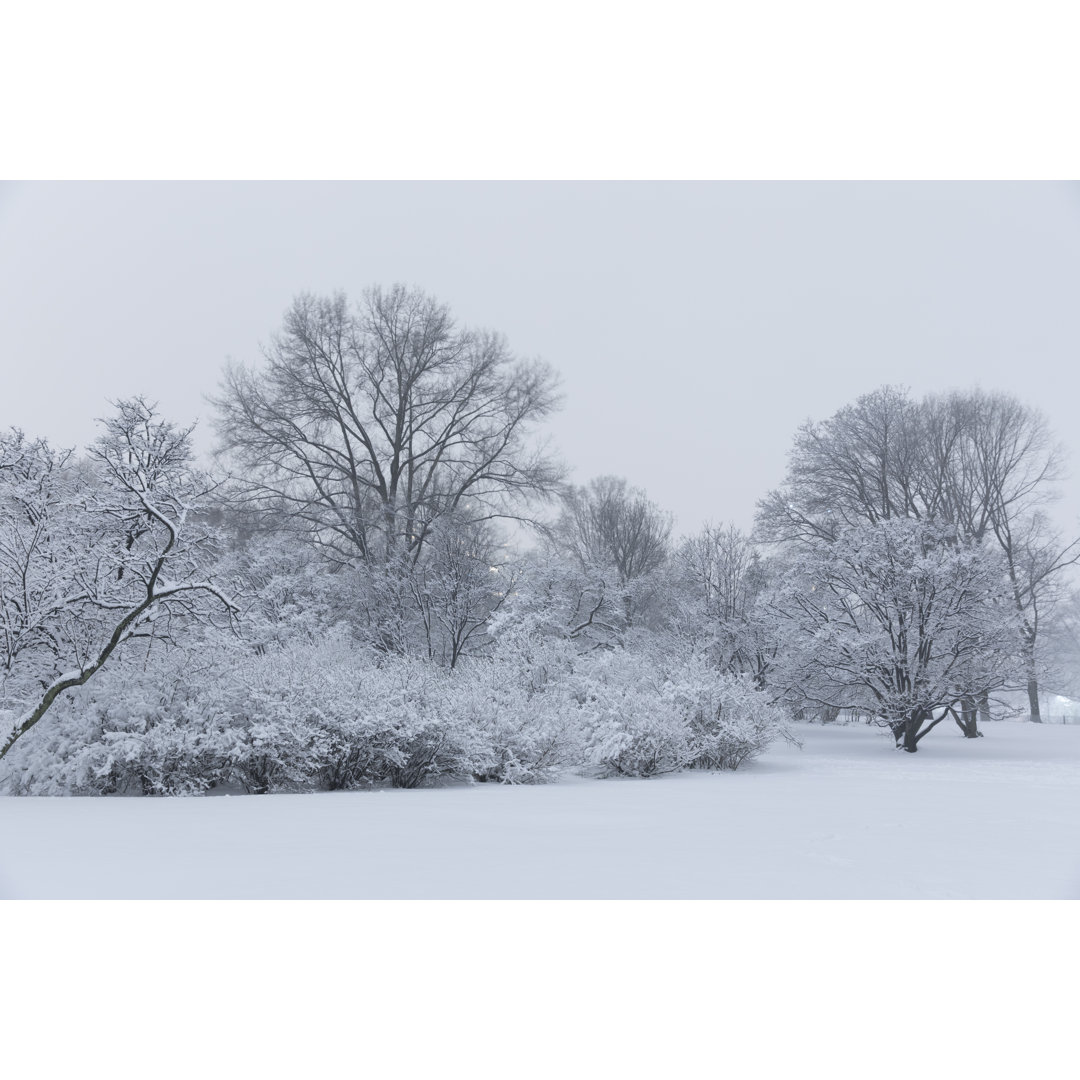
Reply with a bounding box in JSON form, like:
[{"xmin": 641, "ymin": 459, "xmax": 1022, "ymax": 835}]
[{"xmin": 2, "ymin": 181, "xmax": 1079, "ymax": 538}]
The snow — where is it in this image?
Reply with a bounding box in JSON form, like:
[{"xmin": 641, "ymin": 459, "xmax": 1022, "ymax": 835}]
[{"xmin": 1, "ymin": 720, "xmax": 1078, "ymax": 898}]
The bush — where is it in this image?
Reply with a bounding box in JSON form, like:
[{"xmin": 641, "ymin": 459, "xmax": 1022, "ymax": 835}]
[
  {"xmin": 1, "ymin": 628, "xmax": 790, "ymax": 795},
  {"xmin": 577, "ymin": 647, "xmax": 789, "ymax": 778},
  {"xmin": 667, "ymin": 656, "xmax": 792, "ymax": 771},
  {"xmin": 452, "ymin": 631, "xmax": 585, "ymax": 784},
  {"xmin": 0, "ymin": 648, "xmax": 237, "ymax": 796},
  {"xmin": 208, "ymin": 641, "xmax": 486, "ymax": 792}
]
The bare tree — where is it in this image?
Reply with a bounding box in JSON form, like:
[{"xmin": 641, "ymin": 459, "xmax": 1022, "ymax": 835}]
[
  {"xmin": 211, "ymin": 286, "xmax": 563, "ymax": 567},
  {"xmin": 755, "ymin": 386, "xmax": 928, "ymax": 543},
  {"xmin": 678, "ymin": 523, "xmax": 762, "ymax": 622},
  {"xmin": 407, "ymin": 515, "xmax": 516, "ymax": 668},
  {"xmin": 549, "ymin": 476, "xmax": 672, "ymax": 628},
  {"xmin": 673, "ymin": 523, "xmax": 774, "ymax": 686},
  {"xmin": 1038, "ymin": 581, "xmax": 1080, "ymax": 701},
  {"xmin": 952, "ymin": 391, "xmax": 1080, "ymax": 720}
]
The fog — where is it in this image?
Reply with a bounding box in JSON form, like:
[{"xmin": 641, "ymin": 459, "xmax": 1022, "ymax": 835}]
[{"xmin": 3, "ymin": 181, "xmax": 1079, "ymax": 535}]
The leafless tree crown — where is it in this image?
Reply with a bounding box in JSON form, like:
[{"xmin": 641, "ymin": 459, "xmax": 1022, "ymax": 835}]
[{"xmin": 211, "ymin": 285, "xmax": 564, "ymax": 566}]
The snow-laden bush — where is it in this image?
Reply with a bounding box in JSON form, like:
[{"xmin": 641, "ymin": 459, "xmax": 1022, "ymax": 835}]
[
  {"xmin": 2, "ymin": 636, "xmax": 497, "ymax": 795},
  {"xmin": 370, "ymin": 660, "xmax": 490, "ymax": 789},
  {"xmin": 575, "ymin": 650, "xmax": 688, "ymax": 777},
  {"xmin": 1, "ymin": 621, "xmax": 791, "ymax": 796},
  {"xmin": 185, "ymin": 639, "xmax": 488, "ymax": 792},
  {"xmin": 664, "ymin": 654, "xmax": 793, "ymax": 771},
  {"xmin": 0, "ymin": 648, "xmax": 238, "ymax": 796},
  {"xmin": 577, "ymin": 646, "xmax": 790, "ymax": 778},
  {"xmin": 452, "ymin": 629, "xmax": 586, "ymax": 784}
]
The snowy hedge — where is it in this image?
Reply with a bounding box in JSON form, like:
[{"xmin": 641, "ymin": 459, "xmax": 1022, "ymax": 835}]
[{"xmin": 1, "ymin": 632, "xmax": 791, "ymax": 796}]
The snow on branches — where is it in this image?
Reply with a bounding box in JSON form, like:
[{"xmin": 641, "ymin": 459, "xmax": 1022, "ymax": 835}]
[
  {"xmin": 0, "ymin": 400, "xmax": 235, "ymax": 761},
  {"xmin": 768, "ymin": 518, "xmax": 1022, "ymax": 751}
]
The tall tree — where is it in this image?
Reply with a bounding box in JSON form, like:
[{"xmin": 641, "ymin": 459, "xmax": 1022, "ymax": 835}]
[
  {"xmin": 755, "ymin": 386, "xmax": 928, "ymax": 543},
  {"xmin": 757, "ymin": 385, "xmax": 1079, "ymax": 723},
  {"xmin": 211, "ymin": 286, "xmax": 563, "ymax": 567},
  {"xmin": 948, "ymin": 391, "xmax": 1080, "ymax": 720}
]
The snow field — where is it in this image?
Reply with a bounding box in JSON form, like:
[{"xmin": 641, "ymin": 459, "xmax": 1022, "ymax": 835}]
[{"xmin": 1, "ymin": 720, "xmax": 1077, "ymax": 898}]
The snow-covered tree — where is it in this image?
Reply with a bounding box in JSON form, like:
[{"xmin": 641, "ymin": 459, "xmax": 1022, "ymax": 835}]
[
  {"xmin": 547, "ymin": 475, "xmax": 671, "ymax": 631},
  {"xmin": 0, "ymin": 400, "xmax": 235, "ymax": 762},
  {"xmin": 768, "ymin": 518, "xmax": 1021, "ymax": 752},
  {"xmin": 671, "ymin": 523, "xmax": 776, "ymax": 687},
  {"xmin": 757, "ymin": 385, "xmax": 1080, "ymax": 724}
]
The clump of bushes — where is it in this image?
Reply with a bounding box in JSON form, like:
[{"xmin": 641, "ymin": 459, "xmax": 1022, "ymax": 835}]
[{"xmin": 1, "ymin": 633, "xmax": 790, "ymax": 796}]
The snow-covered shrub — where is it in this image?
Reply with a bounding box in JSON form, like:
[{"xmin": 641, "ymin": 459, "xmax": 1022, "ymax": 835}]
[
  {"xmin": 368, "ymin": 658, "xmax": 489, "ymax": 788},
  {"xmin": 215, "ymin": 534, "xmax": 346, "ymax": 655},
  {"xmin": 0, "ymin": 647, "xmax": 238, "ymax": 796},
  {"xmin": 208, "ymin": 639, "xmax": 486, "ymax": 792},
  {"xmin": 79, "ymin": 711, "xmax": 231, "ymax": 797},
  {"xmin": 214, "ymin": 658, "xmax": 330, "ymax": 794},
  {"xmin": 1, "ymin": 635, "xmax": 496, "ymax": 795},
  {"xmin": 575, "ymin": 645, "xmax": 790, "ymax": 778},
  {"xmin": 662, "ymin": 654, "xmax": 793, "ymax": 771},
  {"xmin": 575, "ymin": 649, "xmax": 689, "ymax": 777},
  {"xmin": 1, "ymin": 602, "xmax": 791, "ymax": 796},
  {"xmin": 452, "ymin": 628, "xmax": 585, "ymax": 784}
]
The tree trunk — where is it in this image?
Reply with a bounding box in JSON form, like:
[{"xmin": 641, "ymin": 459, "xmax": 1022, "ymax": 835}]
[
  {"xmin": 1020, "ymin": 625, "xmax": 1042, "ymax": 723},
  {"xmin": 977, "ymin": 690, "xmax": 991, "ymax": 727},
  {"xmin": 902, "ymin": 717, "xmax": 920, "ymax": 752},
  {"xmin": 955, "ymin": 695, "xmax": 982, "ymax": 738},
  {"xmin": 1027, "ymin": 677, "xmax": 1042, "ymax": 723},
  {"xmin": 891, "ymin": 714, "xmax": 921, "ymax": 752}
]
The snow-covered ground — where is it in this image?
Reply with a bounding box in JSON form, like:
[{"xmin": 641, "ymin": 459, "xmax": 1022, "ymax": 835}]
[{"xmin": 2, "ymin": 720, "xmax": 1078, "ymax": 898}]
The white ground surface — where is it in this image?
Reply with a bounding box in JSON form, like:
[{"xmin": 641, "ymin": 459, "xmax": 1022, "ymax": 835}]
[{"xmin": 1, "ymin": 720, "xmax": 1078, "ymax": 898}]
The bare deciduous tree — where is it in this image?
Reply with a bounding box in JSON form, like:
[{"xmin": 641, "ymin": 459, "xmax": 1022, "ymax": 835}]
[
  {"xmin": 1038, "ymin": 582, "xmax": 1080, "ymax": 701},
  {"xmin": 950, "ymin": 391, "xmax": 1080, "ymax": 720},
  {"xmin": 673, "ymin": 523, "xmax": 774, "ymax": 686},
  {"xmin": 211, "ymin": 285, "xmax": 563, "ymax": 567},
  {"xmin": 755, "ymin": 386, "xmax": 927, "ymax": 543},
  {"xmin": 549, "ymin": 475, "xmax": 672, "ymax": 628}
]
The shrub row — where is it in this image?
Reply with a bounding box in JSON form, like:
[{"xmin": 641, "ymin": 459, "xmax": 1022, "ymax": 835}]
[{"xmin": 1, "ymin": 634, "xmax": 791, "ymax": 795}]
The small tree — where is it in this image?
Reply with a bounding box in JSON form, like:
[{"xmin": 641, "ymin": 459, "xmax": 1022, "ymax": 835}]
[{"xmin": 0, "ymin": 400, "xmax": 235, "ymax": 762}]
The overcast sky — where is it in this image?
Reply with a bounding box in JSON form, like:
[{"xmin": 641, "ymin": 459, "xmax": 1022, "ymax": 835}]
[{"xmin": 2, "ymin": 181, "xmax": 1079, "ymax": 538}]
